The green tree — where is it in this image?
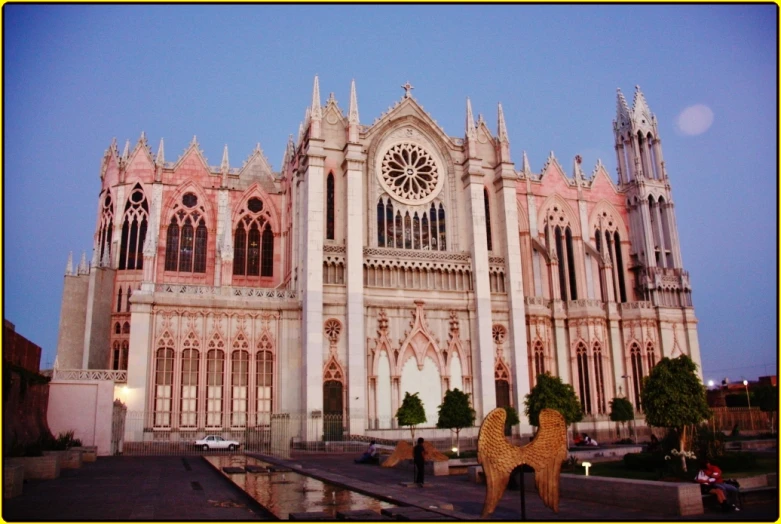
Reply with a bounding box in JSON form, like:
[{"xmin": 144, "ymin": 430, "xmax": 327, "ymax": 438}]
[
  {"xmin": 753, "ymin": 384, "xmax": 778, "ymax": 434},
  {"xmin": 396, "ymin": 392, "xmax": 426, "ymax": 442},
  {"xmin": 641, "ymin": 355, "xmax": 711, "ymax": 472},
  {"xmin": 609, "ymin": 397, "xmax": 635, "ymax": 440},
  {"xmin": 436, "ymin": 388, "xmax": 476, "ymax": 454},
  {"xmin": 524, "ymin": 373, "xmax": 583, "ymax": 427}
]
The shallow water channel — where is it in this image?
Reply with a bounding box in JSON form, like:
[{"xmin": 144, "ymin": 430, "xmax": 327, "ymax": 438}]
[{"xmin": 205, "ymin": 455, "xmax": 396, "ymax": 519}]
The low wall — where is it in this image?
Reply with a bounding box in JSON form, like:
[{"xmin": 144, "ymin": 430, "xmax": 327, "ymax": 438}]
[
  {"xmin": 47, "ymin": 380, "xmax": 114, "ymax": 456},
  {"xmin": 568, "ymin": 445, "xmax": 643, "ymax": 462}
]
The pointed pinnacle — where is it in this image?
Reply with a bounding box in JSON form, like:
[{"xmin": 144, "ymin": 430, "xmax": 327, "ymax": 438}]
[
  {"xmin": 497, "ymin": 103, "xmax": 509, "ymax": 144},
  {"xmin": 349, "ymin": 79, "xmax": 360, "ymax": 124},
  {"xmin": 311, "ymin": 75, "xmax": 322, "ymax": 120},
  {"xmin": 79, "ymin": 252, "xmax": 88, "ymax": 274},
  {"xmin": 122, "ymin": 140, "xmax": 130, "ymax": 160},
  {"xmin": 66, "ymin": 251, "xmax": 73, "ymax": 275},
  {"xmin": 465, "ymin": 98, "xmax": 476, "ymax": 138},
  {"xmin": 191, "ymin": 135, "xmax": 198, "ymax": 146},
  {"xmin": 156, "ymin": 138, "xmax": 165, "ymax": 164},
  {"xmin": 140, "ymin": 130, "xmax": 146, "ymax": 142},
  {"xmin": 221, "ymin": 144, "xmax": 229, "ymax": 172},
  {"xmin": 522, "ymin": 151, "xmax": 531, "ymax": 175}
]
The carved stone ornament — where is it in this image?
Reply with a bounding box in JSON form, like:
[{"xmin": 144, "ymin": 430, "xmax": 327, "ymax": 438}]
[{"xmin": 379, "ymin": 141, "xmax": 443, "ymax": 205}]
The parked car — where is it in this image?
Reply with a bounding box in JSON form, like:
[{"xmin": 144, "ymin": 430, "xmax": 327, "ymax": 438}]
[{"xmin": 194, "ymin": 435, "xmax": 241, "ymax": 451}]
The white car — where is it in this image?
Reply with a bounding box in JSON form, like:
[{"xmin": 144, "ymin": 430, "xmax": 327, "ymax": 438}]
[{"xmin": 194, "ymin": 435, "xmax": 241, "ymax": 451}]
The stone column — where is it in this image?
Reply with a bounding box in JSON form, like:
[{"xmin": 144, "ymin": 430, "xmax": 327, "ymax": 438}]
[
  {"xmin": 125, "ymin": 296, "xmax": 153, "ymax": 440},
  {"xmin": 462, "ymin": 160, "xmax": 495, "ymax": 420},
  {"xmin": 494, "ymin": 173, "xmax": 531, "ymax": 430},
  {"xmin": 343, "ymin": 142, "xmax": 366, "ymax": 435},
  {"xmin": 638, "ymin": 199, "xmax": 657, "ymax": 268},
  {"xmin": 301, "ymin": 137, "xmax": 325, "ymax": 428}
]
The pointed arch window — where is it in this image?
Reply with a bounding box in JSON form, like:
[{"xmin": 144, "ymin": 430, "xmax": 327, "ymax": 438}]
[
  {"xmin": 117, "ymin": 288, "xmax": 123, "ymax": 313},
  {"xmin": 164, "ymin": 192, "xmax": 208, "ymax": 274},
  {"xmin": 206, "ymin": 344, "xmax": 225, "ymax": 427},
  {"xmin": 565, "ymin": 227, "xmax": 577, "ymax": 299},
  {"xmin": 593, "ymin": 343, "xmax": 606, "ymax": 414},
  {"xmin": 484, "ymin": 188, "xmax": 493, "ymax": 251},
  {"xmin": 126, "ymin": 287, "xmax": 132, "ymax": 312},
  {"xmin": 256, "ymin": 339, "xmax": 273, "ymax": 426},
  {"xmin": 494, "ymin": 361, "xmax": 511, "ymax": 409},
  {"xmin": 261, "ymin": 225, "xmax": 274, "ymax": 277},
  {"xmin": 630, "ymin": 342, "xmax": 644, "ymax": 411},
  {"xmin": 233, "ymin": 197, "xmax": 275, "ymax": 280},
  {"xmin": 114, "ymin": 322, "xmax": 121, "ymax": 335},
  {"xmin": 533, "ymin": 340, "xmax": 545, "ymax": 378},
  {"xmin": 231, "ymin": 350, "xmax": 249, "ymax": 427},
  {"xmin": 385, "ymin": 201, "xmax": 394, "ymax": 248},
  {"xmin": 438, "ymin": 204, "xmax": 447, "ymax": 250},
  {"xmin": 646, "ymin": 342, "xmax": 656, "ymax": 372},
  {"xmin": 153, "ymin": 347, "xmax": 174, "ymax": 427},
  {"xmin": 98, "ymin": 192, "xmax": 113, "ymax": 264},
  {"xmin": 119, "ymin": 185, "xmax": 148, "ymax": 270},
  {"xmin": 576, "ymin": 342, "xmax": 592, "ymax": 414},
  {"xmin": 377, "ymin": 199, "xmax": 386, "ymax": 247},
  {"xmin": 326, "ymin": 173, "xmax": 335, "ymax": 240},
  {"xmin": 180, "ymin": 348, "xmax": 199, "ymax": 428},
  {"xmin": 112, "ymin": 342, "xmax": 120, "ymax": 370}
]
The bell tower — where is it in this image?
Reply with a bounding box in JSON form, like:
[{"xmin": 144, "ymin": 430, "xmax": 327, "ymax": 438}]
[{"xmin": 614, "ymin": 86, "xmax": 690, "ymax": 307}]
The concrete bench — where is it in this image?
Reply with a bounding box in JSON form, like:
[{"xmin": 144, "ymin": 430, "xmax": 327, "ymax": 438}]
[{"xmin": 433, "ymin": 459, "xmax": 478, "ymax": 476}]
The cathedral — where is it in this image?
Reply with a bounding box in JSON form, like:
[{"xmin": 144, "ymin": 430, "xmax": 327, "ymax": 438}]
[{"xmin": 55, "ymin": 77, "xmax": 701, "ymax": 442}]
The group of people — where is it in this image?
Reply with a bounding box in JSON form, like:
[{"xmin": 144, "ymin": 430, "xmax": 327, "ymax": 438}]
[
  {"xmin": 573, "ymin": 433, "xmax": 599, "ymax": 447},
  {"xmin": 696, "ymin": 460, "xmax": 740, "ymax": 512}
]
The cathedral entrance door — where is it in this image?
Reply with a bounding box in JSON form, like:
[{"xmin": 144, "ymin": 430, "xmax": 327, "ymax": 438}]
[{"xmin": 323, "ymin": 380, "xmax": 343, "ymax": 441}]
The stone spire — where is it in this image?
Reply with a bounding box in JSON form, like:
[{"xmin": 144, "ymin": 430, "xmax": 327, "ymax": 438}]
[
  {"xmin": 78, "ymin": 252, "xmax": 88, "ymax": 274},
  {"xmin": 497, "ymin": 103, "xmax": 509, "ymax": 144},
  {"xmin": 573, "ymin": 155, "xmax": 586, "ymax": 181},
  {"xmin": 348, "ymin": 79, "xmax": 360, "ymax": 142},
  {"xmin": 310, "ymin": 75, "xmax": 322, "ymax": 133},
  {"xmin": 466, "ymin": 98, "xmax": 476, "ymax": 139},
  {"xmin": 65, "ymin": 251, "xmax": 73, "ymax": 275},
  {"xmin": 631, "ymin": 84, "xmax": 652, "ymax": 124},
  {"xmin": 521, "ymin": 151, "xmax": 532, "ymax": 177},
  {"xmin": 496, "ymin": 102, "xmax": 511, "ymax": 163},
  {"xmin": 465, "ymin": 98, "xmax": 477, "ymax": 159},
  {"xmin": 615, "ymin": 88, "xmax": 632, "ymax": 130},
  {"xmin": 156, "ymin": 138, "xmax": 165, "ymax": 164},
  {"xmin": 122, "ymin": 139, "xmax": 130, "ymax": 161},
  {"xmin": 221, "ymin": 144, "xmax": 229, "ymax": 187},
  {"xmin": 155, "ymin": 138, "xmax": 164, "ymax": 182}
]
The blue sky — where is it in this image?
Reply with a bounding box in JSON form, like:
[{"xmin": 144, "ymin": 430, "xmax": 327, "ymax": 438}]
[{"xmin": 4, "ymin": 5, "xmax": 777, "ymax": 385}]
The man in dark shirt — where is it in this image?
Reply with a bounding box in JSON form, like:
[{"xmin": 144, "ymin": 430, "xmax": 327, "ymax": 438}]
[{"xmin": 413, "ymin": 437, "xmax": 425, "ymax": 485}]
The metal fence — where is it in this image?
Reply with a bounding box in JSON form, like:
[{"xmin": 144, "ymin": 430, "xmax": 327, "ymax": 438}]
[
  {"xmin": 710, "ymin": 407, "xmax": 773, "ymax": 434},
  {"xmin": 117, "ymin": 411, "xmax": 486, "ymax": 457}
]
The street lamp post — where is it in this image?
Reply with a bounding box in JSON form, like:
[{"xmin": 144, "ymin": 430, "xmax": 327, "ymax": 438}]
[{"xmin": 743, "ymin": 380, "xmax": 755, "ymax": 432}]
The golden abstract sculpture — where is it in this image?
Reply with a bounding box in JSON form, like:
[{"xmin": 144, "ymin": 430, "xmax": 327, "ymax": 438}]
[
  {"xmin": 477, "ymin": 407, "xmax": 567, "ymax": 517},
  {"xmin": 381, "ymin": 440, "xmax": 449, "ymax": 468}
]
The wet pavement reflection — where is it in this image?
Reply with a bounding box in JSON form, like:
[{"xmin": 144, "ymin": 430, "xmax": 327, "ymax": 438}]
[{"xmin": 205, "ymin": 455, "xmax": 396, "ymax": 519}]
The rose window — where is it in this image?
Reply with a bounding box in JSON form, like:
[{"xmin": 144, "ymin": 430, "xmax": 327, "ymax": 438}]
[
  {"xmin": 492, "ymin": 325, "xmax": 507, "ymax": 345},
  {"xmin": 380, "ymin": 143, "xmax": 440, "ymax": 203}
]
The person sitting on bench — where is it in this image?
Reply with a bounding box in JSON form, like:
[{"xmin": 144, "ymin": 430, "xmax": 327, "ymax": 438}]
[{"xmin": 354, "ymin": 441, "xmax": 378, "ymax": 464}]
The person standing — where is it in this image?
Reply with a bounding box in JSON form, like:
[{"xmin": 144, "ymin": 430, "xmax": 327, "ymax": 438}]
[{"xmin": 413, "ymin": 437, "xmax": 426, "ymax": 486}]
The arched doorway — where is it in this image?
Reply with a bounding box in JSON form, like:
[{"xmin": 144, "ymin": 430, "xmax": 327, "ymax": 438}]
[{"xmin": 323, "ymin": 380, "xmax": 343, "ymax": 441}]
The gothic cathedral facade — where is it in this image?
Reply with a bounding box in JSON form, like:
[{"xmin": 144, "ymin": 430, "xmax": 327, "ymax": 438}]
[{"xmin": 56, "ymin": 78, "xmax": 701, "ymax": 440}]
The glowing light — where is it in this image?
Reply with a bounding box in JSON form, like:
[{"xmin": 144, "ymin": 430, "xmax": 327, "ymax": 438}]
[{"xmin": 582, "ymin": 461, "xmax": 592, "ymax": 476}]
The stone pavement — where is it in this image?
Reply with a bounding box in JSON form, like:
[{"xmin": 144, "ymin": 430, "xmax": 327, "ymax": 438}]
[
  {"xmin": 257, "ymin": 452, "xmax": 778, "ymax": 522},
  {"xmin": 2, "ymin": 456, "xmax": 267, "ymax": 521},
  {"xmin": 3, "ymin": 452, "xmax": 777, "ymax": 521}
]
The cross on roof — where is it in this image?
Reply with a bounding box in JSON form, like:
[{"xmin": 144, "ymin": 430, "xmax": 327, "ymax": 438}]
[{"xmin": 401, "ymin": 81, "xmax": 414, "ymax": 98}]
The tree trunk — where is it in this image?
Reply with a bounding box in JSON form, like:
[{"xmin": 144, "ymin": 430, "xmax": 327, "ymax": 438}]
[
  {"xmin": 455, "ymin": 428, "xmax": 460, "ymax": 456},
  {"xmin": 679, "ymin": 426, "xmax": 688, "ymax": 473}
]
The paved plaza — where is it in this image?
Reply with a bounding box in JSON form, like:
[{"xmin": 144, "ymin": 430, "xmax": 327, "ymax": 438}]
[{"xmin": 3, "ymin": 453, "xmax": 778, "ymax": 521}]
